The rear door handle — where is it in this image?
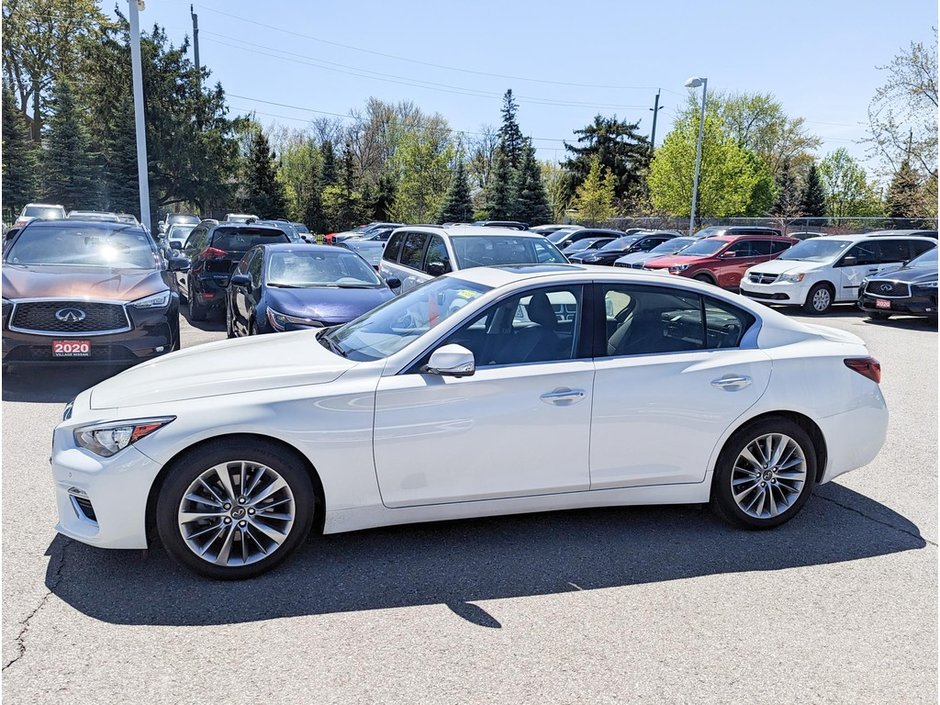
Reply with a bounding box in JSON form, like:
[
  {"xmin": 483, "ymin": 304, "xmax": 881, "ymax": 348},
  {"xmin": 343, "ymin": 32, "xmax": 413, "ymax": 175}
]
[
  {"xmin": 711, "ymin": 375, "xmax": 752, "ymax": 391},
  {"xmin": 540, "ymin": 388, "xmax": 586, "ymax": 405}
]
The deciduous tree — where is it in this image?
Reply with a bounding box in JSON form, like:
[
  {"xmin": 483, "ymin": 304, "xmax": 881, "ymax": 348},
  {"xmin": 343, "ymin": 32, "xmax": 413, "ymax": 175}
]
[
  {"xmin": 818, "ymin": 148, "xmax": 884, "ymax": 218},
  {"xmin": 571, "ymin": 156, "xmax": 616, "ymax": 225}
]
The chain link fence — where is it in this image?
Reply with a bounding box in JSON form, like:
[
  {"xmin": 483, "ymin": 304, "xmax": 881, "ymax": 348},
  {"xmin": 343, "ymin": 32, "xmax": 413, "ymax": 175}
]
[{"xmin": 606, "ymin": 216, "xmax": 939, "ymax": 236}]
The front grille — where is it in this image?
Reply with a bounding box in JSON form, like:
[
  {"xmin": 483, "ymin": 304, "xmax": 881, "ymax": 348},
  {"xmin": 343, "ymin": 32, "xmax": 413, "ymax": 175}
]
[
  {"xmin": 10, "ymin": 301, "xmax": 130, "ymax": 334},
  {"xmin": 631, "ymin": 262, "xmax": 647, "ymax": 269},
  {"xmin": 748, "ymin": 272, "xmax": 778, "ymax": 284},
  {"xmin": 71, "ymin": 495, "xmax": 98, "ymax": 523},
  {"xmin": 865, "ymin": 280, "xmax": 911, "ymax": 298}
]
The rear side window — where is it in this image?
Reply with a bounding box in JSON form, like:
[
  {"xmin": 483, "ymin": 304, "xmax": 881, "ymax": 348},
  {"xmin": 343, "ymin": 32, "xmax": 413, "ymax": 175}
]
[
  {"xmin": 400, "ymin": 232, "xmax": 429, "ymax": 269},
  {"xmin": 749, "ymin": 240, "xmax": 773, "ymax": 256},
  {"xmin": 210, "ymin": 228, "xmax": 289, "ymax": 250},
  {"xmin": 770, "ymin": 240, "xmax": 792, "ymax": 253},
  {"xmin": 875, "ymin": 240, "xmax": 909, "ymax": 263},
  {"xmin": 909, "ymin": 240, "xmax": 935, "ymax": 258},
  {"xmin": 384, "ymin": 231, "xmax": 406, "ymax": 262}
]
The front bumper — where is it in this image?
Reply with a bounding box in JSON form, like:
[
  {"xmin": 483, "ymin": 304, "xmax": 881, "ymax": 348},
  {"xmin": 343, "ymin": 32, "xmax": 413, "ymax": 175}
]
[
  {"xmin": 858, "ymin": 291, "xmax": 938, "ymax": 316},
  {"xmin": 739, "ymin": 281, "xmax": 807, "ymax": 305}
]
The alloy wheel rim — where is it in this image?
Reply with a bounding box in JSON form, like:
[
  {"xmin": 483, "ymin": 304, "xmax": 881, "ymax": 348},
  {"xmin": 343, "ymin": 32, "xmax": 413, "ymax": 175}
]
[
  {"xmin": 178, "ymin": 461, "xmax": 295, "ymax": 566},
  {"xmin": 813, "ymin": 288, "xmax": 831, "ymax": 311},
  {"xmin": 731, "ymin": 433, "xmax": 807, "ymax": 519}
]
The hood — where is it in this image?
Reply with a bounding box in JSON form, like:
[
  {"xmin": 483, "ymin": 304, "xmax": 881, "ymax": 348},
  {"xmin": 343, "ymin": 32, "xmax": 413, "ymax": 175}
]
[
  {"xmin": 615, "ymin": 251, "xmax": 656, "ymax": 265},
  {"xmin": 644, "ymin": 254, "xmax": 710, "ymax": 269},
  {"xmin": 867, "ymin": 265, "xmax": 938, "ymax": 285},
  {"xmin": 89, "ymin": 329, "xmax": 355, "ymax": 409},
  {"xmin": 744, "ymin": 259, "xmax": 822, "ymax": 275},
  {"xmin": 266, "ymin": 286, "xmax": 394, "ymax": 323},
  {"xmin": 2, "ymin": 264, "xmax": 167, "ymax": 301}
]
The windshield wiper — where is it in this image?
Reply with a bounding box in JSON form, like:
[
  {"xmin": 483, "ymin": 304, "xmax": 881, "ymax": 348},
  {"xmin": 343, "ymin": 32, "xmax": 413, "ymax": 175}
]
[
  {"xmin": 335, "ymin": 282, "xmax": 379, "ymax": 289},
  {"xmin": 318, "ymin": 330, "xmax": 348, "ymax": 357},
  {"xmin": 267, "ymin": 282, "xmax": 301, "ymax": 288}
]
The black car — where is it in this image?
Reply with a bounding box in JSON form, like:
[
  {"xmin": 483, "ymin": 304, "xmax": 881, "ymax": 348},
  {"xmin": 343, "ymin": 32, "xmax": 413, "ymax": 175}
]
[
  {"xmin": 569, "ymin": 231, "xmax": 680, "ymax": 265},
  {"xmin": 226, "ymin": 244, "xmax": 395, "ymax": 336},
  {"xmin": 858, "ymin": 247, "xmax": 938, "ymax": 320},
  {"xmin": 548, "ymin": 228, "xmax": 626, "ymax": 250},
  {"xmin": 172, "ymin": 222, "xmax": 290, "ymax": 320},
  {"xmin": 472, "ymin": 220, "xmax": 529, "ymax": 230},
  {"xmin": 562, "ymin": 237, "xmax": 616, "ymax": 256}
]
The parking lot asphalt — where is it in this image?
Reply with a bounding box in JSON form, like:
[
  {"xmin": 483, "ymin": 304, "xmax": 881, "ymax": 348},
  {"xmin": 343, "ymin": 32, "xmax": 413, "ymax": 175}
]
[{"xmin": 2, "ymin": 306, "xmax": 936, "ymax": 704}]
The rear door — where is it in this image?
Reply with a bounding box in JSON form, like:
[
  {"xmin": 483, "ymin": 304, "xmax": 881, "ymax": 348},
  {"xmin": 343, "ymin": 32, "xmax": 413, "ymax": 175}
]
[
  {"xmin": 379, "ymin": 230, "xmax": 408, "ymax": 293},
  {"xmin": 835, "ymin": 241, "xmax": 882, "ymax": 301}
]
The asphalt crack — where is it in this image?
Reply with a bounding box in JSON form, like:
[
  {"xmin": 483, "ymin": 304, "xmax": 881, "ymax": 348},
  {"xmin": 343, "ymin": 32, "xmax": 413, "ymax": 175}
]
[
  {"xmin": 816, "ymin": 493, "xmax": 937, "ymax": 547},
  {"xmin": 3, "ymin": 538, "xmax": 72, "ymax": 671}
]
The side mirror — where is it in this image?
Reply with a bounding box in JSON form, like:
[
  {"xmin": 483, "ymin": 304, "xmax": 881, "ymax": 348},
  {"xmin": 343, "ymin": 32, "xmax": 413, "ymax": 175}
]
[
  {"xmin": 158, "ymin": 223, "xmax": 167, "ymax": 234},
  {"xmin": 385, "ymin": 277, "xmax": 401, "ymax": 290},
  {"xmin": 424, "ymin": 344, "xmax": 475, "ymax": 377},
  {"xmin": 720, "ymin": 251, "xmax": 737, "ymax": 258},
  {"xmin": 167, "ymin": 257, "xmax": 190, "ymax": 272},
  {"xmin": 426, "ymin": 261, "xmax": 448, "ymax": 277},
  {"xmin": 230, "ymin": 273, "xmax": 252, "ymax": 289},
  {"xmin": 841, "ymin": 255, "xmax": 857, "ymax": 267}
]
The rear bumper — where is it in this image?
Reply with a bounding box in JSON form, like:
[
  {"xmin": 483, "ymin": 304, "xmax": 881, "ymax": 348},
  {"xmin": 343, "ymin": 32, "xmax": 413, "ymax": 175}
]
[{"xmin": 817, "ymin": 386, "xmax": 889, "ymax": 483}]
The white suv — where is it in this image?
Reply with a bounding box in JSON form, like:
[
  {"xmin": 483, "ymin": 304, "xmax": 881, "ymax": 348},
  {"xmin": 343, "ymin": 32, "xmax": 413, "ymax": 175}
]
[
  {"xmin": 740, "ymin": 233, "xmax": 936, "ymax": 313},
  {"xmin": 379, "ymin": 225, "xmax": 568, "ymax": 294}
]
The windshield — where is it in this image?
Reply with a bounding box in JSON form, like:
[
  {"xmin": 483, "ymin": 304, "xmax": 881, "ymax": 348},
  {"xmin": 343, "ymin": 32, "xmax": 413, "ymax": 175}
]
[
  {"xmin": 323, "ymin": 276, "xmax": 490, "ymax": 361},
  {"xmin": 650, "ymin": 237, "xmax": 693, "ymax": 254},
  {"xmin": 548, "ymin": 229, "xmax": 579, "ymax": 243},
  {"xmin": 23, "ymin": 205, "xmax": 65, "ymax": 219},
  {"xmin": 452, "ymin": 236, "xmax": 567, "ymax": 267},
  {"xmin": 5, "ymin": 225, "xmax": 156, "ymax": 269},
  {"xmin": 266, "ymin": 249, "xmax": 382, "ymax": 287},
  {"xmin": 778, "ymin": 239, "xmax": 852, "ymax": 262},
  {"xmin": 599, "ymin": 236, "xmax": 641, "ymax": 252},
  {"xmin": 210, "ymin": 227, "xmax": 289, "ymax": 251},
  {"xmin": 565, "ymin": 238, "xmax": 601, "ymax": 253},
  {"xmin": 675, "ymin": 238, "xmax": 728, "ymax": 257},
  {"xmin": 292, "ymin": 223, "xmax": 311, "ymax": 234},
  {"xmin": 907, "ymin": 248, "xmax": 938, "ymax": 268}
]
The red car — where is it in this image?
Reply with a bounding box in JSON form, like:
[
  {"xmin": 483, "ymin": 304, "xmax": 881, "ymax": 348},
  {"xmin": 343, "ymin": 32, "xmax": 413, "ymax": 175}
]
[{"xmin": 643, "ymin": 234, "xmax": 798, "ymax": 288}]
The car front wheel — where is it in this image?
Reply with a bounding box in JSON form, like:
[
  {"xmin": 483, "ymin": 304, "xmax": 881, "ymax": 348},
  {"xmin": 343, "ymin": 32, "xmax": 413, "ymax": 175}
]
[
  {"xmin": 156, "ymin": 439, "xmax": 316, "ymax": 579},
  {"xmin": 803, "ymin": 282, "xmax": 833, "ymax": 314},
  {"xmin": 710, "ymin": 417, "xmax": 816, "ymax": 529}
]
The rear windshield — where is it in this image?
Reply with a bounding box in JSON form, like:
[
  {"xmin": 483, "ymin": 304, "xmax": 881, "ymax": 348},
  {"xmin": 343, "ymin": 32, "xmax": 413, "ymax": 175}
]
[
  {"xmin": 23, "ymin": 205, "xmax": 65, "ymax": 219},
  {"xmin": 452, "ymin": 236, "xmax": 567, "ymax": 268},
  {"xmin": 5, "ymin": 225, "xmax": 156, "ymax": 269},
  {"xmin": 210, "ymin": 228, "xmax": 289, "ymax": 251}
]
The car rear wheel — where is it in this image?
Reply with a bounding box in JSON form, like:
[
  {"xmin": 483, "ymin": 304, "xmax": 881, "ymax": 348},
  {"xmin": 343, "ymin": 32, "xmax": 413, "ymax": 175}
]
[
  {"xmin": 803, "ymin": 282, "xmax": 833, "ymax": 314},
  {"xmin": 710, "ymin": 417, "xmax": 816, "ymax": 529},
  {"xmin": 156, "ymin": 439, "xmax": 316, "ymax": 579}
]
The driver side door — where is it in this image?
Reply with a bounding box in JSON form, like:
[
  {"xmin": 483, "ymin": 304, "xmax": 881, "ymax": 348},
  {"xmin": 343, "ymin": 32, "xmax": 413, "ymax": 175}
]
[{"xmin": 372, "ymin": 283, "xmax": 594, "ymax": 508}]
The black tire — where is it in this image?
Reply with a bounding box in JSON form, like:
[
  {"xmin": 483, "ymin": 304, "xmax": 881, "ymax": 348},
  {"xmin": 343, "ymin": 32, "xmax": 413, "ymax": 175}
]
[
  {"xmin": 188, "ymin": 284, "xmax": 208, "ymax": 321},
  {"xmin": 155, "ymin": 439, "xmax": 316, "ymax": 580},
  {"xmin": 868, "ymin": 311, "xmax": 891, "ymax": 321},
  {"xmin": 693, "ymin": 273, "xmax": 715, "ymax": 285},
  {"xmin": 802, "ymin": 282, "xmax": 834, "ymax": 314},
  {"xmin": 710, "ymin": 416, "xmax": 817, "ymax": 529}
]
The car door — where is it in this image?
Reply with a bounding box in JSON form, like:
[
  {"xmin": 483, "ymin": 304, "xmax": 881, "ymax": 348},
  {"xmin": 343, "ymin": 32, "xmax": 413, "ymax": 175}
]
[
  {"xmin": 372, "ymin": 283, "xmax": 594, "ymax": 507},
  {"xmin": 231, "ymin": 249, "xmax": 260, "ymax": 334},
  {"xmin": 589, "ymin": 282, "xmax": 771, "ymax": 488},
  {"xmin": 379, "ymin": 230, "xmax": 407, "ymax": 293},
  {"xmin": 422, "ymin": 234, "xmax": 453, "ymax": 277},
  {"xmin": 835, "ymin": 241, "xmax": 882, "ymax": 301},
  {"xmin": 178, "ymin": 227, "xmax": 206, "ymax": 296}
]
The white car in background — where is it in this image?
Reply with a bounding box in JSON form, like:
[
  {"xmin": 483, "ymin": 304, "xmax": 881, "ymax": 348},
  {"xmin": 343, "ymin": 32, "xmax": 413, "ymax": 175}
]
[
  {"xmin": 51, "ymin": 265, "xmax": 887, "ymax": 579},
  {"xmin": 740, "ymin": 233, "xmax": 936, "ymax": 313},
  {"xmin": 13, "ymin": 202, "xmax": 66, "ymax": 228}
]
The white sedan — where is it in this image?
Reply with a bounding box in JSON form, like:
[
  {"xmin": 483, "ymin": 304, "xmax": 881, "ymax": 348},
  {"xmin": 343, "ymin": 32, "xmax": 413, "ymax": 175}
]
[{"xmin": 51, "ymin": 265, "xmax": 888, "ymax": 579}]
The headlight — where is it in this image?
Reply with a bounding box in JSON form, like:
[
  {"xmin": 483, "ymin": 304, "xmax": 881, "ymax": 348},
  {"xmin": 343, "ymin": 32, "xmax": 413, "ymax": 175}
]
[
  {"xmin": 74, "ymin": 417, "xmax": 174, "ymax": 457},
  {"xmin": 267, "ymin": 308, "xmax": 324, "ymax": 331},
  {"xmin": 917, "ymin": 281, "xmax": 938, "ymax": 289},
  {"xmin": 130, "ymin": 290, "xmax": 171, "ymax": 309},
  {"xmin": 668, "ymin": 264, "xmax": 690, "ymax": 273},
  {"xmin": 778, "ymin": 273, "xmax": 805, "ymax": 283}
]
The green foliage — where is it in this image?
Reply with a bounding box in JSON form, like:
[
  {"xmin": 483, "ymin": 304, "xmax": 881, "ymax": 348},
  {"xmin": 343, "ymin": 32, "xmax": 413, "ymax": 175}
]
[
  {"xmin": 886, "ymin": 158, "xmax": 929, "ymax": 218},
  {"xmin": 540, "ymin": 161, "xmax": 569, "ymax": 223},
  {"xmin": 571, "ymin": 156, "xmax": 616, "ymax": 225},
  {"xmin": 42, "ymin": 77, "xmax": 98, "ymax": 210},
  {"xmin": 483, "ymin": 148, "xmax": 514, "ymax": 219},
  {"xmin": 2, "ymin": 82, "xmax": 39, "ymax": 220},
  {"xmin": 818, "ymin": 148, "xmax": 884, "ymax": 218},
  {"xmin": 242, "ymin": 128, "xmax": 287, "ymax": 218},
  {"xmin": 498, "ymin": 90, "xmax": 525, "ymax": 170},
  {"xmin": 562, "ymin": 114, "xmax": 651, "ymax": 211},
  {"xmin": 319, "ymin": 140, "xmax": 337, "ymax": 187},
  {"xmin": 369, "ymin": 172, "xmax": 398, "ymax": 221},
  {"xmin": 771, "ymin": 158, "xmax": 802, "ymax": 218},
  {"xmin": 509, "ymin": 141, "xmax": 552, "ymax": 225},
  {"xmin": 323, "ymin": 140, "xmax": 366, "ymax": 230},
  {"xmin": 648, "ymin": 111, "xmax": 770, "ymax": 218},
  {"xmin": 438, "ymin": 158, "xmax": 474, "ymax": 223},
  {"xmin": 389, "ymin": 128, "xmax": 454, "ymax": 224},
  {"xmin": 800, "ymin": 163, "xmax": 827, "ymax": 218}
]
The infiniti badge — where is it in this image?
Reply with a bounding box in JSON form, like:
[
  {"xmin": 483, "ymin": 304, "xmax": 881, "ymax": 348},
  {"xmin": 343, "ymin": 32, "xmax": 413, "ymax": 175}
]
[
  {"xmin": 879, "ymin": 284, "xmax": 894, "ymax": 293},
  {"xmin": 55, "ymin": 308, "xmax": 87, "ymax": 323}
]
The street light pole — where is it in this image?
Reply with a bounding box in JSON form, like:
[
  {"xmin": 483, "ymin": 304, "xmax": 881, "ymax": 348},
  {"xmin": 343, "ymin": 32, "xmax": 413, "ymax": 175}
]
[
  {"xmin": 128, "ymin": 0, "xmax": 151, "ymax": 231},
  {"xmin": 685, "ymin": 76, "xmax": 707, "ymax": 236}
]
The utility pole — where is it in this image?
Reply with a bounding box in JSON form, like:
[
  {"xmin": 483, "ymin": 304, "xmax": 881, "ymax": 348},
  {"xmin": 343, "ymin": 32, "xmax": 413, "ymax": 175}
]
[
  {"xmin": 649, "ymin": 89, "xmax": 662, "ymax": 152},
  {"xmin": 128, "ymin": 0, "xmax": 151, "ymax": 231},
  {"xmin": 191, "ymin": 4, "xmax": 200, "ymax": 81}
]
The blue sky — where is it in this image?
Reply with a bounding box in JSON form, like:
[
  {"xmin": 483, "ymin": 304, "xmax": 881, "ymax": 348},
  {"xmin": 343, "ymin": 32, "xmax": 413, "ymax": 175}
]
[{"xmin": 134, "ymin": 0, "xmax": 935, "ymax": 178}]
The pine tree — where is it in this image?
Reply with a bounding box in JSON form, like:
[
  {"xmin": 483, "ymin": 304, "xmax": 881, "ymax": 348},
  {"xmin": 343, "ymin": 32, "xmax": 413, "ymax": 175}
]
[
  {"xmin": 886, "ymin": 158, "xmax": 923, "ymax": 219},
  {"xmin": 438, "ymin": 159, "xmax": 474, "ymax": 223},
  {"xmin": 370, "ymin": 172, "xmax": 397, "ymax": 221},
  {"xmin": 509, "ymin": 141, "xmax": 552, "ymax": 225},
  {"xmin": 498, "ymin": 89, "xmax": 525, "ymax": 170},
  {"xmin": 296, "ymin": 150, "xmax": 327, "ymax": 233},
  {"xmin": 323, "ymin": 140, "xmax": 365, "ymax": 230},
  {"xmin": 101, "ymin": 90, "xmax": 141, "ymax": 215},
  {"xmin": 771, "ymin": 157, "xmax": 801, "ymax": 217},
  {"xmin": 320, "ymin": 140, "xmax": 337, "ymax": 187},
  {"xmin": 242, "ymin": 128, "xmax": 287, "ymax": 218},
  {"xmin": 43, "ymin": 77, "xmax": 99, "ymax": 210},
  {"xmin": 2, "ymin": 83, "xmax": 39, "ymax": 221},
  {"xmin": 800, "ymin": 163, "xmax": 827, "ymax": 218},
  {"xmin": 483, "ymin": 147, "xmax": 514, "ymax": 219}
]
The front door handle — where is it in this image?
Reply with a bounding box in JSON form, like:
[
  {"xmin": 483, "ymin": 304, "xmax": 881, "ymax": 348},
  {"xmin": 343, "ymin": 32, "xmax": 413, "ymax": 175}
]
[
  {"xmin": 711, "ymin": 375, "xmax": 752, "ymax": 391},
  {"xmin": 540, "ymin": 388, "xmax": 586, "ymax": 405}
]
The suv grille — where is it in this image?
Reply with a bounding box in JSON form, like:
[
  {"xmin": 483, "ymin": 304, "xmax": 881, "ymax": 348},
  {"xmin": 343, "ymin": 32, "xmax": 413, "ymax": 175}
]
[
  {"xmin": 748, "ymin": 272, "xmax": 778, "ymax": 284},
  {"xmin": 10, "ymin": 301, "xmax": 130, "ymax": 334},
  {"xmin": 865, "ymin": 280, "xmax": 911, "ymax": 298}
]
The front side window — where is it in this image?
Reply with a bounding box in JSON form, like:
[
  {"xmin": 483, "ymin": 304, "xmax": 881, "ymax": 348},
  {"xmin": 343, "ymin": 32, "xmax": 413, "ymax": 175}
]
[
  {"xmin": 383, "ymin": 231, "xmax": 406, "ymax": 262},
  {"xmin": 426, "ymin": 284, "xmax": 584, "ymax": 368}
]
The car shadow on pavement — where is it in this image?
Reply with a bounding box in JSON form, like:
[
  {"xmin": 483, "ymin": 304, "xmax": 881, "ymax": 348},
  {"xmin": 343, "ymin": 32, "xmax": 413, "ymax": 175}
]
[
  {"xmin": 2, "ymin": 365, "xmax": 128, "ymax": 403},
  {"xmin": 46, "ymin": 482, "xmax": 927, "ymax": 628},
  {"xmin": 179, "ymin": 306, "xmax": 225, "ymax": 333}
]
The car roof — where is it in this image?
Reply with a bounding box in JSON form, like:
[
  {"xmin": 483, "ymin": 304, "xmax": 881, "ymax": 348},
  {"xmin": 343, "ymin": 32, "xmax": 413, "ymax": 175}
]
[
  {"xmin": 392, "ymin": 225, "xmax": 547, "ymax": 239},
  {"xmin": 25, "ymin": 219, "xmax": 145, "ymax": 232},
  {"xmin": 817, "ymin": 232, "xmax": 937, "ymax": 243},
  {"xmin": 710, "ymin": 233, "xmax": 796, "ymax": 242},
  {"xmin": 257, "ymin": 243, "xmax": 346, "ymax": 253}
]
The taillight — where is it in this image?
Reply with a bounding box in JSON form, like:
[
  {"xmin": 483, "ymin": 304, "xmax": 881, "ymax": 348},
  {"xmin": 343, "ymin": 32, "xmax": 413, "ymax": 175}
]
[
  {"xmin": 844, "ymin": 357, "xmax": 881, "ymax": 384},
  {"xmin": 203, "ymin": 246, "xmax": 227, "ymax": 258}
]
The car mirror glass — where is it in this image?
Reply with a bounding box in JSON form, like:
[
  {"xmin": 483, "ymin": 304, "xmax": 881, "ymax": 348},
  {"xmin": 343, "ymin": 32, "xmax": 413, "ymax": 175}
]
[
  {"xmin": 385, "ymin": 277, "xmax": 401, "ymax": 290},
  {"xmin": 424, "ymin": 344, "xmax": 475, "ymax": 377}
]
